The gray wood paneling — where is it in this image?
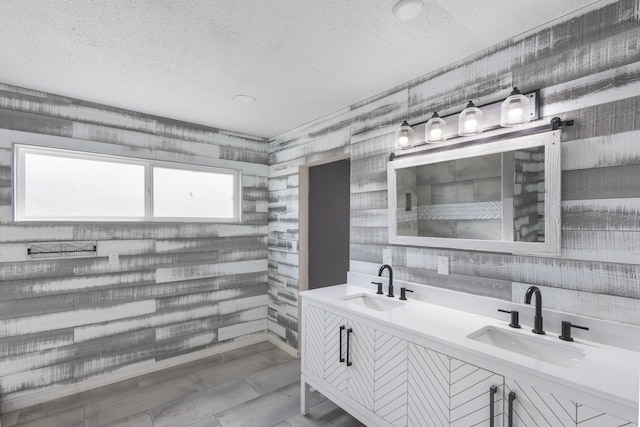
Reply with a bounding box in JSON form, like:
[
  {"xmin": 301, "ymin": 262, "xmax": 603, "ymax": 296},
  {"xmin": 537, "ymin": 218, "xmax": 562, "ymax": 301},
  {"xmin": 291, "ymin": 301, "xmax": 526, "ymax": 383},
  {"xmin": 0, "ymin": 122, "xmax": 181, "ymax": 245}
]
[
  {"xmin": 0, "ymin": 84, "xmax": 269, "ymax": 404},
  {"xmin": 267, "ymin": 0, "xmax": 640, "ymax": 352}
]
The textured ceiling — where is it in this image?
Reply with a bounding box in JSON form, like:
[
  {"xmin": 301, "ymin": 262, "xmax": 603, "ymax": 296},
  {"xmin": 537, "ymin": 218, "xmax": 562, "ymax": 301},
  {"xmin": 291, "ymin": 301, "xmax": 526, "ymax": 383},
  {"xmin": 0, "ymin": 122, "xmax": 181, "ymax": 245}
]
[{"xmin": 0, "ymin": 0, "xmax": 603, "ymax": 138}]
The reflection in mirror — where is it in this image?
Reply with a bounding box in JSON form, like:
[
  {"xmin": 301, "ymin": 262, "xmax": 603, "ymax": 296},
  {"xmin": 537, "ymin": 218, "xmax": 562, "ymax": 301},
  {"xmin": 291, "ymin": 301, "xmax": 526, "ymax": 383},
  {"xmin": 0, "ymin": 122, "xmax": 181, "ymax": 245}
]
[
  {"xmin": 396, "ymin": 147, "xmax": 545, "ymax": 242},
  {"xmin": 388, "ymin": 131, "xmax": 561, "ymax": 255}
]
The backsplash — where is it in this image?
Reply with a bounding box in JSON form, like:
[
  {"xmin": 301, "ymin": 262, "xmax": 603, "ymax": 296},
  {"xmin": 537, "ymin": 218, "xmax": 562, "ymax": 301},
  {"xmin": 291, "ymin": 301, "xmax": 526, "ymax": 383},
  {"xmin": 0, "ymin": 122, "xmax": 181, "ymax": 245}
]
[{"xmin": 267, "ymin": 0, "xmax": 640, "ymax": 349}]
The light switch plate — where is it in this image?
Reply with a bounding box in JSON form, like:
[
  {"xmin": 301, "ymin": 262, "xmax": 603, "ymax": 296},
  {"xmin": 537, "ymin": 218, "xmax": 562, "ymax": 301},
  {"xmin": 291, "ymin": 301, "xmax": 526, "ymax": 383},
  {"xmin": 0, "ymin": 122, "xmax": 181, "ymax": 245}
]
[
  {"xmin": 437, "ymin": 256, "xmax": 449, "ymax": 275},
  {"xmin": 109, "ymin": 252, "xmax": 119, "ymax": 265}
]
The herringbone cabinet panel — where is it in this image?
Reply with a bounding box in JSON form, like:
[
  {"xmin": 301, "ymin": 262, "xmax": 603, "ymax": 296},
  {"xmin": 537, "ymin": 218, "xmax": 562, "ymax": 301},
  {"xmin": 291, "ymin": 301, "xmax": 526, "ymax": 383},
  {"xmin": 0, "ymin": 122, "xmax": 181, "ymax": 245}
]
[
  {"xmin": 506, "ymin": 378, "xmax": 577, "ymax": 426},
  {"xmin": 303, "ymin": 303, "xmax": 325, "ymax": 379},
  {"xmin": 577, "ymin": 403, "xmax": 638, "ymax": 427},
  {"xmin": 408, "ymin": 343, "xmax": 503, "ymax": 427},
  {"xmin": 506, "ymin": 378, "xmax": 637, "ymax": 427},
  {"xmin": 346, "ymin": 320, "xmax": 375, "ymax": 411},
  {"xmin": 374, "ymin": 331, "xmax": 408, "ymax": 426},
  {"xmin": 324, "ymin": 310, "xmax": 347, "ymax": 394}
]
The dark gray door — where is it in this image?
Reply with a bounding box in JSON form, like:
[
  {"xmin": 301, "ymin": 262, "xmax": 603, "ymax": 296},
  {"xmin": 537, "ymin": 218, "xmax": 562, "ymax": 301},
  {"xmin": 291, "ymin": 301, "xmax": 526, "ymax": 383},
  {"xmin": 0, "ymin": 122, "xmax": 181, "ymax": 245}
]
[{"xmin": 309, "ymin": 159, "xmax": 350, "ymax": 289}]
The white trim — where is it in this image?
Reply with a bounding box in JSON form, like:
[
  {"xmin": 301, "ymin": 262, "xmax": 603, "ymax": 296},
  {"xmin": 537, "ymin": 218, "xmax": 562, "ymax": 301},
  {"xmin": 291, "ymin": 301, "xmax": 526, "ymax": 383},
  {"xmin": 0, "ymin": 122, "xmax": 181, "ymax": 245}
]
[
  {"xmin": 13, "ymin": 143, "xmax": 241, "ymax": 223},
  {"xmin": 387, "ymin": 130, "xmax": 562, "ymax": 256},
  {"xmin": 0, "ymin": 334, "xmax": 267, "ymax": 413}
]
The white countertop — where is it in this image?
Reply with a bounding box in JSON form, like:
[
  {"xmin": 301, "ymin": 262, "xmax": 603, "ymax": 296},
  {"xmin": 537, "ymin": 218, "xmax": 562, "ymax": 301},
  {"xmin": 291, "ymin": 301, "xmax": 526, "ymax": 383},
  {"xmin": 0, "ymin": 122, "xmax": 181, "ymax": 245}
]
[{"xmin": 301, "ymin": 282, "xmax": 640, "ymax": 421}]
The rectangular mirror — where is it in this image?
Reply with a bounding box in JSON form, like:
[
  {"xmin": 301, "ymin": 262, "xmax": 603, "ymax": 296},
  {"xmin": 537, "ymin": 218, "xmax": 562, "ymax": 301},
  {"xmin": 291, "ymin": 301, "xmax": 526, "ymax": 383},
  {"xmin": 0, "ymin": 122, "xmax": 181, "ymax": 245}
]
[{"xmin": 388, "ymin": 130, "xmax": 561, "ymax": 255}]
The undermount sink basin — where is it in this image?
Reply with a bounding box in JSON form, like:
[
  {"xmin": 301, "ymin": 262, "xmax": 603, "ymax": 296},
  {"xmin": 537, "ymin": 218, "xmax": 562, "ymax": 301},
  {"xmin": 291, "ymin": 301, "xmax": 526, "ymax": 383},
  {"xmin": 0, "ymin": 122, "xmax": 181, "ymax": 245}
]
[
  {"xmin": 340, "ymin": 293, "xmax": 404, "ymax": 312},
  {"xmin": 467, "ymin": 326, "xmax": 586, "ymax": 368}
]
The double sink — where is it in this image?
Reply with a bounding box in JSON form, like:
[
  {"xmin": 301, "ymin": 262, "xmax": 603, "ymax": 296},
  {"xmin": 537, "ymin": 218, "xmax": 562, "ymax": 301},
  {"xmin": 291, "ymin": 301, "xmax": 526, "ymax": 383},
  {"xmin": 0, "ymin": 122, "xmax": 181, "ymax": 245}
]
[{"xmin": 339, "ymin": 292, "xmax": 586, "ymax": 369}]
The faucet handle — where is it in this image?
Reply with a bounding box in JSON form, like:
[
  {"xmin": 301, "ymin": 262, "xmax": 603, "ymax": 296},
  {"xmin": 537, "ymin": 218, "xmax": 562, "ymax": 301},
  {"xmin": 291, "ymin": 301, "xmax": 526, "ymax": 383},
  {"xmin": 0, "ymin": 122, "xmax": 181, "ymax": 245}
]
[
  {"xmin": 559, "ymin": 321, "xmax": 589, "ymax": 341},
  {"xmin": 371, "ymin": 281, "xmax": 383, "ymax": 295},
  {"xmin": 399, "ymin": 287, "xmax": 413, "ymax": 301},
  {"xmin": 498, "ymin": 309, "xmax": 521, "ymax": 329}
]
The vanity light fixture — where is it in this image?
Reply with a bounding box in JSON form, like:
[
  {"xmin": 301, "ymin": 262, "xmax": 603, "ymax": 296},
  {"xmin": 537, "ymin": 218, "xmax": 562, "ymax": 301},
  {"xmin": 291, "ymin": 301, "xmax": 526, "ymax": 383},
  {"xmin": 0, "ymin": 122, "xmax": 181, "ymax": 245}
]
[
  {"xmin": 501, "ymin": 87, "xmax": 531, "ymax": 127},
  {"xmin": 458, "ymin": 101, "xmax": 483, "ymax": 136},
  {"xmin": 425, "ymin": 112, "xmax": 447, "ymax": 142},
  {"xmin": 391, "ymin": 89, "xmax": 542, "ymax": 153},
  {"xmin": 395, "ymin": 120, "xmax": 415, "ymax": 149}
]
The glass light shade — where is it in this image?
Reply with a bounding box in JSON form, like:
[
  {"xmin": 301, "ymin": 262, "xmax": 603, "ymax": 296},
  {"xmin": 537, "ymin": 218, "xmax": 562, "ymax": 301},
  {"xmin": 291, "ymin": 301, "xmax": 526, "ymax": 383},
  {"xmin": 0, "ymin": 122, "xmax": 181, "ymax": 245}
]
[
  {"xmin": 425, "ymin": 112, "xmax": 447, "ymax": 142},
  {"xmin": 395, "ymin": 120, "xmax": 415, "ymax": 149},
  {"xmin": 501, "ymin": 87, "xmax": 531, "ymax": 127},
  {"xmin": 458, "ymin": 101, "xmax": 483, "ymax": 136}
]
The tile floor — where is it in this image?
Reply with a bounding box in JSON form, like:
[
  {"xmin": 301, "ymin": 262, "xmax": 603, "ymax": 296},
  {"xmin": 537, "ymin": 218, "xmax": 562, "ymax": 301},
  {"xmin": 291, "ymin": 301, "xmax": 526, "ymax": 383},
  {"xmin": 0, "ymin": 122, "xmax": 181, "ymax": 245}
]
[{"xmin": 1, "ymin": 341, "xmax": 365, "ymax": 427}]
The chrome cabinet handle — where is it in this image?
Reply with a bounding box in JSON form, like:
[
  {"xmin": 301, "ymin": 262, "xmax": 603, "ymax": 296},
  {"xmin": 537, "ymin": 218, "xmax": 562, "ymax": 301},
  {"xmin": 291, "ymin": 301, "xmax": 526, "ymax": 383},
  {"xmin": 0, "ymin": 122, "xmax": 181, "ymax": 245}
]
[
  {"xmin": 339, "ymin": 325, "xmax": 345, "ymax": 363},
  {"xmin": 346, "ymin": 328, "xmax": 353, "ymax": 366}
]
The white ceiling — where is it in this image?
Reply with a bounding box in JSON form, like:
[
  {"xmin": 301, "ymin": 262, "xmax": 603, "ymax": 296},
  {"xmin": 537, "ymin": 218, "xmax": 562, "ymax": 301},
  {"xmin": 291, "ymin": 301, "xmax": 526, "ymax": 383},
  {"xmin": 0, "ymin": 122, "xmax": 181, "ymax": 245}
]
[{"xmin": 0, "ymin": 0, "xmax": 601, "ymax": 139}]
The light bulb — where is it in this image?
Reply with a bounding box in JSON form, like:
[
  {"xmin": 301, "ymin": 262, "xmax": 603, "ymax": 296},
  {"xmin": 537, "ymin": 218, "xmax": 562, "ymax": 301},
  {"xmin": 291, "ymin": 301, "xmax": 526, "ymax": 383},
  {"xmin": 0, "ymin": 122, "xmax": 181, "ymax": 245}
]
[
  {"xmin": 501, "ymin": 88, "xmax": 531, "ymax": 127},
  {"xmin": 464, "ymin": 112, "xmax": 477, "ymax": 131},
  {"xmin": 508, "ymin": 107, "xmax": 523, "ymax": 120},
  {"xmin": 458, "ymin": 101, "xmax": 483, "ymax": 136},
  {"xmin": 425, "ymin": 111, "xmax": 447, "ymax": 142},
  {"xmin": 395, "ymin": 120, "xmax": 415, "ymax": 149}
]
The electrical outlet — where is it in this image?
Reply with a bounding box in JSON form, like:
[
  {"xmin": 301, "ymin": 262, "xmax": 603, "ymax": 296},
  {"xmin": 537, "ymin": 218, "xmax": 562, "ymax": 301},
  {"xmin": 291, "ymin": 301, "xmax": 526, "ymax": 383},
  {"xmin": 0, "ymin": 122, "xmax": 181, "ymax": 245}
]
[
  {"xmin": 109, "ymin": 252, "xmax": 119, "ymax": 266},
  {"xmin": 437, "ymin": 256, "xmax": 449, "ymax": 275},
  {"xmin": 382, "ymin": 248, "xmax": 392, "ymax": 266}
]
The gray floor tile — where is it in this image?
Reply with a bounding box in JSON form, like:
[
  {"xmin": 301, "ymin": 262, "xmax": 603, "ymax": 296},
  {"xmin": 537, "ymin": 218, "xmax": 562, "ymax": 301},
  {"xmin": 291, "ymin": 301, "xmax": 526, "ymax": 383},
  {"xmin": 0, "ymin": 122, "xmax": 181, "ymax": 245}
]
[
  {"xmin": 101, "ymin": 411, "xmax": 154, "ymax": 427},
  {"xmin": 2, "ymin": 342, "xmax": 356, "ymax": 427},
  {"xmin": 186, "ymin": 416, "xmax": 223, "ymax": 427},
  {"xmin": 12, "ymin": 378, "xmax": 141, "ymax": 425},
  {"xmin": 150, "ymin": 378, "xmax": 260, "ymax": 427},
  {"xmin": 219, "ymin": 341, "xmax": 276, "ymax": 362},
  {"xmin": 10, "ymin": 406, "xmax": 84, "ymax": 427},
  {"xmin": 216, "ymin": 382, "xmax": 324, "ymax": 427},
  {"xmin": 137, "ymin": 354, "xmax": 225, "ymax": 388},
  {"xmin": 84, "ymin": 376, "xmax": 198, "ymax": 426},
  {"xmin": 0, "ymin": 410, "xmax": 19, "ymax": 426},
  {"xmin": 285, "ymin": 399, "xmax": 365, "ymax": 427},
  {"xmin": 245, "ymin": 358, "xmax": 301, "ymax": 394},
  {"xmin": 190, "ymin": 353, "xmax": 274, "ymax": 391},
  {"xmin": 261, "ymin": 347, "xmax": 296, "ymax": 364}
]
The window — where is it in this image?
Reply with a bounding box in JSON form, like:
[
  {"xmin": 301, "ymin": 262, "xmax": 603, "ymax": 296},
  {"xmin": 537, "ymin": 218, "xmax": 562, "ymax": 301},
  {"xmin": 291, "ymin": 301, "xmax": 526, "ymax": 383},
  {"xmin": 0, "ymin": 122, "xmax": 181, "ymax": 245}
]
[{"xmin": 14, "ymin": 145, "xmax": 241, "ymax": 222}]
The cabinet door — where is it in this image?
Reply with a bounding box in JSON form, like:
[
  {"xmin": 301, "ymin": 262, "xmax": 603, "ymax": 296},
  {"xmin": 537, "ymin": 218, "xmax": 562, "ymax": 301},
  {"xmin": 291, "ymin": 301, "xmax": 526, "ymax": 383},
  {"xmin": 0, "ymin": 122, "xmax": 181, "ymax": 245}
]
[
  {"xmin": 505, "ymin": 378, "xmax": 576, "ymax": 426},
  {"xmin": 345, "ymin": 318, "xmax": 375, "ymax": 411},
  {"xmin": 506, "ymin": 378, "xmax": 637, "ymax": 427},
  {"xmin": 302, "ymin": 303, "xmax": 326, "ymax": 379},
  {"xmin": 407, "ymin": 343, "xmax": 504, "ymax": 427},
  {"xmin": 449, "ymin": 359, "xmax": 503, "ymax": 427},
  {"xmin": 576, "ymin": 403, "xmax": 637, "ymax": 427},
  {"xmin": 323, "ymin": 310, "xmax": 347, "ymax": 394},
  {"xmin": 374, "ymin": 330, "xmax": 408, "ymax": 427},
  {"xmin": 407, "ymin": 343, "xmax": 449, "ymax": 427}
]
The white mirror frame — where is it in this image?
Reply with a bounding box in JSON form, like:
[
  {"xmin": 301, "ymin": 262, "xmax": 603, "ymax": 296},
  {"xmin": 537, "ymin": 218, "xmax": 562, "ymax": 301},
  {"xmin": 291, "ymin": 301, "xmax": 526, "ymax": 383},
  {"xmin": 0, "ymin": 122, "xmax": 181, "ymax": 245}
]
[{"xmin": 387, "ymin": 130, "xmax": 561, "ymax": 256}]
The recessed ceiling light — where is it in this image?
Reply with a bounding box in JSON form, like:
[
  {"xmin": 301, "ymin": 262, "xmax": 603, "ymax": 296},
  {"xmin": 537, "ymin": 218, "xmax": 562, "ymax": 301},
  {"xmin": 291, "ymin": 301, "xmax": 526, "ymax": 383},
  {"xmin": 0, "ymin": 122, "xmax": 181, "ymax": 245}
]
[
  {"xmin": 392, "ymin": 0, "xmax": 424, "ymax": 20},
  {"xmin": 233, "ymin": 94, "xmax": 257, "ymax": 104}
]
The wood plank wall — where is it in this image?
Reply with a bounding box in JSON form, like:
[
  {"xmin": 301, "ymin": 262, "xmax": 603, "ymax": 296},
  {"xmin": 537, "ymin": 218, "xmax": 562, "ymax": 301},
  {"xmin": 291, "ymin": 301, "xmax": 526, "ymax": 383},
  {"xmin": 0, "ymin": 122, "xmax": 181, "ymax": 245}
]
[
  {"xmin": 268, "ymin": 0, "xmax": 640, "ymax": 350},
  {"xmin": 0, "ymin": 86, "xmax": 269, "ymax": 404}
]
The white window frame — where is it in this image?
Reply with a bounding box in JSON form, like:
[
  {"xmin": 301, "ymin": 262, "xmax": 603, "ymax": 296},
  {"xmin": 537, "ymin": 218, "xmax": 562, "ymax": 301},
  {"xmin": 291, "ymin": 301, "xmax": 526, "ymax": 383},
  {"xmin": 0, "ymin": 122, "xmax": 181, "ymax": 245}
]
[{"xmin": 14, "ymin": 144, "xmax": 242, "ymax": 223}]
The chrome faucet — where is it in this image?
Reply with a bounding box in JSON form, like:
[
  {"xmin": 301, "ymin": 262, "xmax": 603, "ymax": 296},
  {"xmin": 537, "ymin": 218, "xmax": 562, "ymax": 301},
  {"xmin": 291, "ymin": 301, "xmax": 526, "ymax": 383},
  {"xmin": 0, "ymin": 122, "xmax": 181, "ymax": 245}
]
[
  {"xmin": 524, "ymin": 286, "xmax": 545, "ymax": 334},
  {"xmin": 378, "ymin": 264, "xmax": 394, "ymax": 298}
]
